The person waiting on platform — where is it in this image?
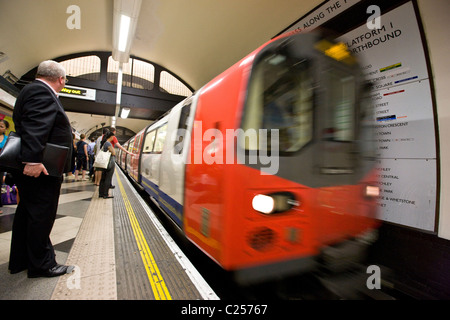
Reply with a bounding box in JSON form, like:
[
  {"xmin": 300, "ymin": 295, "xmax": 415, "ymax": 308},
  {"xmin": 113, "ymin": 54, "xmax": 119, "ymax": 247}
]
[
  {"xmin": 94, "ymin": 127, "xmax": 109, "ymax": 186},
  {"xmin": 107, "ymin": 127, "xmax": 131, "ymax": 189},
  {"xmin": 109, "ymin": 127, "xmax": 131, "ymax": 156},
  {"xmin": 98, "ymin": 131, "xmax": 116, "ymax": 199},
  {"xmin": 88, "ymin": 137, "xmax": 96, "ymax": 178},
  {"xmin": 9, "ymin": 60, "xmax": 74, "ymax": 278},
  {"xmin": 74, "ymin": 133, "xmax": 89, "ymax": 181}
]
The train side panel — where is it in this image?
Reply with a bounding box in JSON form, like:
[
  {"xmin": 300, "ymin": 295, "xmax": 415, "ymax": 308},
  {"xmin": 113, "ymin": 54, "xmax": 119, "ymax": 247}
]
[
  {"xmin": 125, "ymin": 137, "xmax": 134, "ymax": 172},
  {"xmin": 140, "ymin": 113, "xmax": 181, "ymax": 225},
  {"xmin": 157, "ymin": 96, "xmax": 200, "ymax": 227},
  {"xmin": 139, "ymin": 109, "xmax": 196, "ymax": 227},
  {"xmin": 119, "ymin": 140, "xmax": 129, "ymax": 171},
  {"xmin": 140, "ymin": 119, "xmax": 167, "ymax": 199}
]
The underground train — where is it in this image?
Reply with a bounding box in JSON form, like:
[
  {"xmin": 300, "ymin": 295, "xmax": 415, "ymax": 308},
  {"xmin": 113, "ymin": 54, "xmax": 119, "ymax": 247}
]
[{"xmin": 116, "ymin": 31, "xmax": 380, "ymax": 283}]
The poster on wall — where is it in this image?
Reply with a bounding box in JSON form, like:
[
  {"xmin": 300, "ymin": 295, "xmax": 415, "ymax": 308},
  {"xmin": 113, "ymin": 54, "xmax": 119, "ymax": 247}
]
[
  {"xmin": 372, "ymin": 79, "xmax": 436, "ymax": 159},
  {"xmin": 281, "ymin": 1, "xmax": 438, "ymax": 231},
  {"xmin": 338, "ymin": 2, "xmax": 437, "ymax": 232},
  {"xmin": 376, "ymin": 158, "xmax": 437, "ymax": 231},
  {"xmin": 0, "ymin": 113, "xmax": 15, "ymax": 133}
]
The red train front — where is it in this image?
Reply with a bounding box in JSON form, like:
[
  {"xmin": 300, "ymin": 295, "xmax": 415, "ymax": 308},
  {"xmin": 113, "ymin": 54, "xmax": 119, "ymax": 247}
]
[
  {"xmin": 183, "ymin": 32, "xmax": 379, "ymax": 283},
  {"xmin": 120, "ymin": 31, "xmax": 380, "ymax": 284}
]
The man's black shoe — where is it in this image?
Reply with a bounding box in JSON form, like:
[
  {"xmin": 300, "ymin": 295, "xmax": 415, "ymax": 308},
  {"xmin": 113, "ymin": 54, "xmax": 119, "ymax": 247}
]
[{"xmin": 28, "ymin": 264, "xmax": 75, "ymax": 278}]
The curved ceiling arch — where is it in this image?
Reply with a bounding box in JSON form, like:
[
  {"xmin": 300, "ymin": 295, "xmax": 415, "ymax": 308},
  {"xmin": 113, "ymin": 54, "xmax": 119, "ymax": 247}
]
[{"xmin": 18, "ymin": 51, "xmax": 191, "ymax": 121}]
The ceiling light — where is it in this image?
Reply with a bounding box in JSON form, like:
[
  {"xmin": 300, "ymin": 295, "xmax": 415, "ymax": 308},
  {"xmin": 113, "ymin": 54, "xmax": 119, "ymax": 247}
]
[
  {"xmin": 118, "ymin": 14, "xmax": 131, "ymax": 52},
  {"xmin": 112, "ymin": 0, "xmax": 142, "ymax": 63},
  {"xmin": 120, "ymin": 107, "xmax": 130, "ymax": 119}
]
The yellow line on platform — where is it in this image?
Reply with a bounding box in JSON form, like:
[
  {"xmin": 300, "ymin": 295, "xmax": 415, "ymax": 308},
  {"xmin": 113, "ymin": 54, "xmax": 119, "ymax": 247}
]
[{"xmin": 116, "ymin": 171, "xmax": 172, "ymax": 300}]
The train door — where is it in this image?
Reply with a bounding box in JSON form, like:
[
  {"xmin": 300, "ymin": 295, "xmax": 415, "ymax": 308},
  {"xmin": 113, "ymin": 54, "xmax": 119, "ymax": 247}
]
[
  {"xmin": 121, "ymin": 141, "xmax": 129, "ymax": 171},
  {"xmin": 159, "ymin": 99, "xmax": 193, "ymax": 227},
  {"xmin": 129, "ymin": 134, "xmax": 141, "ymax": 182},
  {"xmin": 126, "ymin": 137, "xmax": 135, "ymax": 174},
  {"xmin": 140, "ymin": 127, "xmax": 156, "ymax": 194},
  {"xmin": 140, "ymin": 123, "xmax": 167, "ymax": 194},
  {"xmin": 151, "ymin": 123, "xmax": 167, "ymax": 187}
]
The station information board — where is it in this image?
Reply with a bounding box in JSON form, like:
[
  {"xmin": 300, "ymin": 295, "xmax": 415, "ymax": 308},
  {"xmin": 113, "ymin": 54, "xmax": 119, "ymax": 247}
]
[
  {"xmin": 283, "ymin": 1, "xmax": 438, "ymax": 231},
  {"xmin": 340, "ymin": 2, "xmax": 437, "ymax": 232}
]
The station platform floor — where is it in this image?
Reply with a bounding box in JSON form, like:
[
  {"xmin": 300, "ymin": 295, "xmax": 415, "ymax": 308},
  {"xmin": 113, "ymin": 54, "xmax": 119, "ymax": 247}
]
[{"xmin": 0, "ymin": 166, "xmax": 219, "ymax": 300}]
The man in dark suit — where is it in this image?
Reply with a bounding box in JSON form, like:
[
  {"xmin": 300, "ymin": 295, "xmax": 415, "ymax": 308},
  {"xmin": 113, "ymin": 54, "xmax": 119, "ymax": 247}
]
[{"xmin": 9, "ymin": 60, "xmax": 75, "ymax": 278}]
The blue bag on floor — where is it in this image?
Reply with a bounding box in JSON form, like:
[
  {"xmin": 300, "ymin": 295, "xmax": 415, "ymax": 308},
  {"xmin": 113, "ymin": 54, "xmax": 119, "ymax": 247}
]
[{"xmin": 1, "ymin": 184, "xmax": 17, "ymax": 205}]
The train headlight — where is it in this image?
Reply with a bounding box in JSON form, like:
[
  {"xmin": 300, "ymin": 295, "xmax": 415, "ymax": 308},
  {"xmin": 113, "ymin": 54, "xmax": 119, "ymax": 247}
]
[
  {"xmin": 364, "ymin": 185, "xmax": 380, "ymax": 198},
  {"xmin": 252, "ymin": 192, "xmax": 299, "ymax": 214},
  {"xmin": 252, "ymin": 194, "xmax": 275, "ymax": 214}
]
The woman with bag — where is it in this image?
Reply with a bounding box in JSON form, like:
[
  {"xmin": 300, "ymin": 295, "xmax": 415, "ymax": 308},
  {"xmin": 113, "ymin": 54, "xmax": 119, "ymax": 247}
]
[{"xmin": 98, "ymin": 131, "xmax": 116, "ymax": 199}]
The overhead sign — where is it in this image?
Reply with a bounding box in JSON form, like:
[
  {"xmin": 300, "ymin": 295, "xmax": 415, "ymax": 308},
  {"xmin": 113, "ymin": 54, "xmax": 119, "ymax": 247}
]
[{"xmin": 59, "ymin": 85, "xmax": 96, "ymax": 101}]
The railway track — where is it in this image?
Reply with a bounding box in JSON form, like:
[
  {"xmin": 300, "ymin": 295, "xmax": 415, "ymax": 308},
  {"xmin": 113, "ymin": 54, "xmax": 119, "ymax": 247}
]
[{"xmin": 131, "ymin": 182, "xmax": 410, "ymax": 301}]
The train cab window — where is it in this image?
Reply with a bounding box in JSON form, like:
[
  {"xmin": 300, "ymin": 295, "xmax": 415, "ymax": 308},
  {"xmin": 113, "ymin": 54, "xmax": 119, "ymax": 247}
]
[
  {"xmin": 153, "ymin": 124, "xmax": 168, "ymax": 153},
  {"xmin": 240, "ymin": 53, "xmax": 313, "ymax": 153},
  {"xmin": 143, "ymin": 130, "xmax": 156, "ymax": 153}
]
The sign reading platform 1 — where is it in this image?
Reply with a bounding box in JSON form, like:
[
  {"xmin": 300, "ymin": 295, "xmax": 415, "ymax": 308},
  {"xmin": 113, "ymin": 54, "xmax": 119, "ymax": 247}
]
[
  {"xmin": 59, "ymin": 85, "xmax": 96, "ymax": 101},
  {"xmin": 280, "ymin": 1, "xmax": 438, "ymax": 232},
  {"xmin": 339, "ymin": 2, "xmax": 437, "ymax": 232}
]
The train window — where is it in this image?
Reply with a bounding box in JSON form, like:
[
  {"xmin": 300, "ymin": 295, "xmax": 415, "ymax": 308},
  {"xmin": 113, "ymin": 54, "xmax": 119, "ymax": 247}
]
[
  {"xmin": 153, "ymin": 124, "xmax": 168, "ymax": 153},
  {"xmin": 143, "ymin": 130, "xmax": 156, "ymax": 153},
  {"xmin": 173, "ymin": 103, "xmax": 191, "ymax": 154},
  {"xmin": 241, "ymin": 53, "xmax": 313, "ymax": 153}
]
